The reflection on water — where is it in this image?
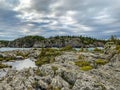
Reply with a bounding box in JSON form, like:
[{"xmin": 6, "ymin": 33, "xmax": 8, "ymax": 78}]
[{"xmin": 4, "ymin": 59, "xmax": 37, "ymax": 70}]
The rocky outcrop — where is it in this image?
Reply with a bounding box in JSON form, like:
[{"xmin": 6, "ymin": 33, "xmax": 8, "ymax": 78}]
[{"xmin": 0, "ymin": 49, "xmax": 120, "ymax": 90}]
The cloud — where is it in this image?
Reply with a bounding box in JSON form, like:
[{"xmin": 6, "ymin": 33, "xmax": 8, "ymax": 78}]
[{"xmin": 0, "ymin": 0, "xmax": 120, "ymax": 40}]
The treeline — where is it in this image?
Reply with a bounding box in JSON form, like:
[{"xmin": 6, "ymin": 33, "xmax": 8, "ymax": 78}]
[
  {"xmin": 0, "ymin": 40, "xmax": 9, "ymax": 47},
  {"xmin": 6, "ymin": 35, "xmax": 106, "ymax": 48}
]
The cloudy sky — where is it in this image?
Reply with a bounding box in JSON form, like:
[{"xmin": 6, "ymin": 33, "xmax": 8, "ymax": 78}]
[{"xmin": 0, "ymin": 0, "xmax": 120, "ymax": 40}]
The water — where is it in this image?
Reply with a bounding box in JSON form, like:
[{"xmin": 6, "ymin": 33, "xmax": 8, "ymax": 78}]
[
  {"xmin": 4, "ymin": 59, "xmax": 37, "ymax": 70},
  {"xmin": 0, "ymin": 47, "xmax": 103, "ymax": 52},
  {"xmin": 74, "ymin": 47, "xmax": 103, "ymax": 51},
  {"xmin": 0, "ymin": 47, "xmax": 31, "ymax": 52}
]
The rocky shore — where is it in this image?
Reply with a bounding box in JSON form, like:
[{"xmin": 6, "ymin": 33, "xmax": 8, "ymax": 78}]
[{"xmin": 0, "ymin": 47, "xmax": 120, "ymax": 90}]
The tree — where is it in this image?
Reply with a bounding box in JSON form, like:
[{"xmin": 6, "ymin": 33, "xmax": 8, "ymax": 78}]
[{"xmin": 110, "ymin": 35, "xmax": 118, "ymax": 44}]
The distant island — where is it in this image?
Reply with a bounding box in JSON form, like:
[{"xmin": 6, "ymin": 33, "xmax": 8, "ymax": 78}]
[{"xmin": 0, "ymin": 35, "xmax": 108, "ymax": 48}]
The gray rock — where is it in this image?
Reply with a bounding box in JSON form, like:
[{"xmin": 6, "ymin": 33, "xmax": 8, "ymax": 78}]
[
  {"xmin": 51, "ymin": 75, "xmax": 70, "ymax": 89},
  {"xmin": 16, "ymin": 56, "xmax": 24, "ymax": 60}
]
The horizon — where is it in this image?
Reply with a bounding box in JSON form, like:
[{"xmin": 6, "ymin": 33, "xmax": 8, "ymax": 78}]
[{"xmin": 0, "ymin": 0, "xmax": 120, "ymax": 40}]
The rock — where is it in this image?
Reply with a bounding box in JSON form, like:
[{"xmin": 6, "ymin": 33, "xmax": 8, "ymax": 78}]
[
  {"xmin": 0, "ymin": 49, "xmax": 120, "ymax": 90},
  {"xmin": 73, "ymin": 72, "xmax": 105, "ymax": 90},
  {"xmin": 55, "ymin": 52, "xmax": 78, "ymax": 63},
  {"xmin": 40, "ymin": 64, "xmax": 54, "ymax": 77},
  {"xmin": 15, "ymin": 56, "xmax": 24, "ymax": 60},
  {"xmin": 51, "ymin": 75, "xmax": 70, "ymax": 89},
  {"xmin": 59, "ymin": 69, "xmax": 78, "ymax": 85}
]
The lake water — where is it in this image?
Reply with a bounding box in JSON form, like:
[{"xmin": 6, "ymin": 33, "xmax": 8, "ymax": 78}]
[
  {"xmin": 4, "ymin": 59, "xmax": 37, "ymax": 70},
  {"xmin": 0, "ymin": 47, "xmax": 103, "ymax": 52},
  {"xmin": 0, "ymin": 47, "xmax": 31, "ymax": 52}
]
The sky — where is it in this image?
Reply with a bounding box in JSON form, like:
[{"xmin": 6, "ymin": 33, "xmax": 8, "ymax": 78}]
[{"xmin": 0, "ymin": 0, "xmax": 120, "ymax": 40}]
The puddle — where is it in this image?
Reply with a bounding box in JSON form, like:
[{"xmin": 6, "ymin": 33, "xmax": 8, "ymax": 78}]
[{"xmin": 4, "ymin": 59, "xmax": 37, "ymax": 70}]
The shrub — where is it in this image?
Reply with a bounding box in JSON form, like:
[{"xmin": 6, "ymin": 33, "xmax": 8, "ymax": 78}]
[
  {"xmin": 116, "ymin": 45, "xmax": 120, "ymax": 50},
  {"xmin": 80, "ymin": 47, "xmax": 84, "ymax": 52},
  {"xmin": 0, "ymin": 56, "xmax": 16, "ymax": 61},
  {"xmin": 53, "ymin": 87, "xmax": 61, "ymax": 90},
  {"xmin": 0, "ymin": 63, "xmax": 11, "ymax": 69},
  {"xmin": 35, "ymin": 48, "xmax": 61, "ymax": 66},
  {"xmin": 52, "ymin": 66, "xmax": 58, "ymax": 74},
  {"xmin": 35, "ymin": 57, "xmax": 50, "ymax": 66},
  {"xmin": 0, "ymin": 58, "xmax": 4, "ymax": 61},
  {"xmin": 60, "ymin": 45, "xmax": 73, "ymax": 51},
  {"xmin": 39, "ymin": 48, "xmax": 61, "ymax": 57},
  {"xmin": 75, "ymin": 61, "xmax": 90, "ymax": 67},
  {"xmin": 116, "ymin": 45, "xmax": 120, "ymax": 53},
  {"xmin": 0, "ymin": 55, "xmax": 3, "ymax": 58},
  {"xmin": 34, "ymin": 68, "xmax": 45, "ymax": 76},
  {"xmin": 80, "ymin": 66, "xmax": 93, "ymax": 71},
  {"xmin": 94, "ymin": 48, "xmax": 103, "ymax": 53},
  {"xmin": 16, "ymin": 51, "xmax": 29, "ymax": 58},
  {"xmin": 6, "ymin": 57, "xmax": 16, "ymax": 61},
  {"xmin": 96, "ymin": 59, "xmax": 108, "ymax": 65},
  {"xmin": 78, "ymin": 55, "xmax": 84, "ymax": 60}
]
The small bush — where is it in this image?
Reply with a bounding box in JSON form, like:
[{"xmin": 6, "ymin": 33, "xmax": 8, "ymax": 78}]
[
  {"xmin": 75, "ymin": 61, "xmax": 90, "ymax": 67},
  {"xmin": 0, "ymin": 56, "xmax": 16, "ymax": 61},
  {"xmin": 0, "ymin": 55, "xmax": 3, "ymax": 58},
  {"xmin": 53, "ymin": 87, "xmax": 61, "ymax": 90},
  {"xmin": 0, "ymin": 58, "xmax": 4, "ymax": 61},
  {"xmin": 16, "ymin": 51, "xmax": 29, "ymax": 58},
  {"xmin": 78, "ymin": 55, "xmax": 84, "ymax": 60},
  {"xmin": 6, "ymin": 57, "xmax": 16, "ymax": 61},
  {"xmin": 0, "ymin": 63, "xmax": 11, "ymax": 69},
  {"xmin": 35, "ymin": 69, "xmax": 41, "ymax": 76},
  {"xmin": 80, "ymin": 47, "xmax": 84, "ymax": 52},
  {"xmin": 94, "ymin": 48, "xmax": 103, "ymax": 53},
  {"xmin": 60, "ymin": 45, "xmax": 74, "ymax": 51},
  {"xmin": 116, "ymin": 45, "xmax": 120, "ymax": 53},
  {"xmin": 80, "ymin": 66, "xmax": 93, "ymax": 71},
  {"xmin": 96, "ymin": 59, "xmax": 108, "ymax": 65},
  {"xmin": 35, "ymin": 57, "xmax": 50, "ymax": 66},
  {"xmin": 35, "ymin": 48, "xmax": 61, "ymax": 66},
  {"xmin": 52, "ymin": 66, "xmax": 58, "ymax": 74},
  {"xmin": 116, "ymin": 45, "xmax": 120, "ymax": 50}
]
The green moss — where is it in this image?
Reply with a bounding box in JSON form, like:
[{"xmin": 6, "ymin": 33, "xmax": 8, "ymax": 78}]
[
  {"xmin": 75, "ymin": 61, "xmax": 90, "ymax": 67},
  {"xmin": 96, "ymin": 59, "xmax": 108, "ymax": 65},
  {"xmin": 80, "ymin": 66, "xmax": 93, "ymax": 71}
]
